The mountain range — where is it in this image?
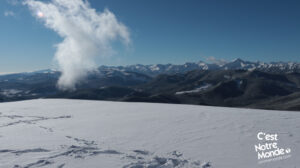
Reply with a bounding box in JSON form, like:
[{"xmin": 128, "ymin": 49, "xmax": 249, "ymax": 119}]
[
  {"xmin": 98, "ymin": 58, "xmax": 300, "ymax": 76},
  {"xmin": 1, "ymin": 58, "xmax": 300, "ymax": 111}
]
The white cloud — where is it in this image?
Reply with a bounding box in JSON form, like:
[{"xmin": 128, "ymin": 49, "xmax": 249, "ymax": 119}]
[
  {"xmin": 6, "ymin": 0, "xmax": 21, "ymax": 5},
  {"xmin": 4, "ymin": 10, "xmax": 15, "ymax": 17},
  {"xmin": 0, "ymin": 72, "xmax": 16, "ymax": 75},
  {"xmin": 24, "ymin": 0, "xmax": 130, "ymax": 90},
  {"xmin": 206, "ymin": 56, "xmax": 227, "ymax": 66}
]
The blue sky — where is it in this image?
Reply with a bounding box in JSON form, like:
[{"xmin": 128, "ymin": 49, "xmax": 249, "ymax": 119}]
[{"xmin": 1, "ymin": 0, "xmax": 300, "ymax": 73}]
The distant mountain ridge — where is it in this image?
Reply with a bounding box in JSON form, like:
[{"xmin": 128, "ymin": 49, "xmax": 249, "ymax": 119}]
[
  {"xmin": 1, "ymin": 58, "xmax": 300, "ymax": 111},
  {"xmin": 1, "ymin": 58, "xmax": 299, "ymax": 77},
  {"xmin": 99, "ymin": 58, "xmax": 300, "ymax": 76}
]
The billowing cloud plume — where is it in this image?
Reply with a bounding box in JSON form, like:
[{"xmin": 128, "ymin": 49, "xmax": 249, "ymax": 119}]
[{"xmin": 24, "ymin": 0, "xmax": 130, "ymax": 90}]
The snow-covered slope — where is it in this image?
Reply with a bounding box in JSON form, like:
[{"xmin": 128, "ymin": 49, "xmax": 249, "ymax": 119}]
[{"xmin": 0, "ymin": 99, "xmax": 299, "ymax": 168}]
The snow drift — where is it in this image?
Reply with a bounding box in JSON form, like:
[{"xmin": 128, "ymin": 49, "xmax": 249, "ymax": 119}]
[{"xmin": 0, "ymin": 99, "xmax": 299, "ymax": 168}]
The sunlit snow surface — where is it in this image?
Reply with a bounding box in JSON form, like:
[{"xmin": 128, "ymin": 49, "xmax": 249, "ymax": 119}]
[{"xmin": 0, "ymin": 99, "xmax": 299, "ymax": 168}]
